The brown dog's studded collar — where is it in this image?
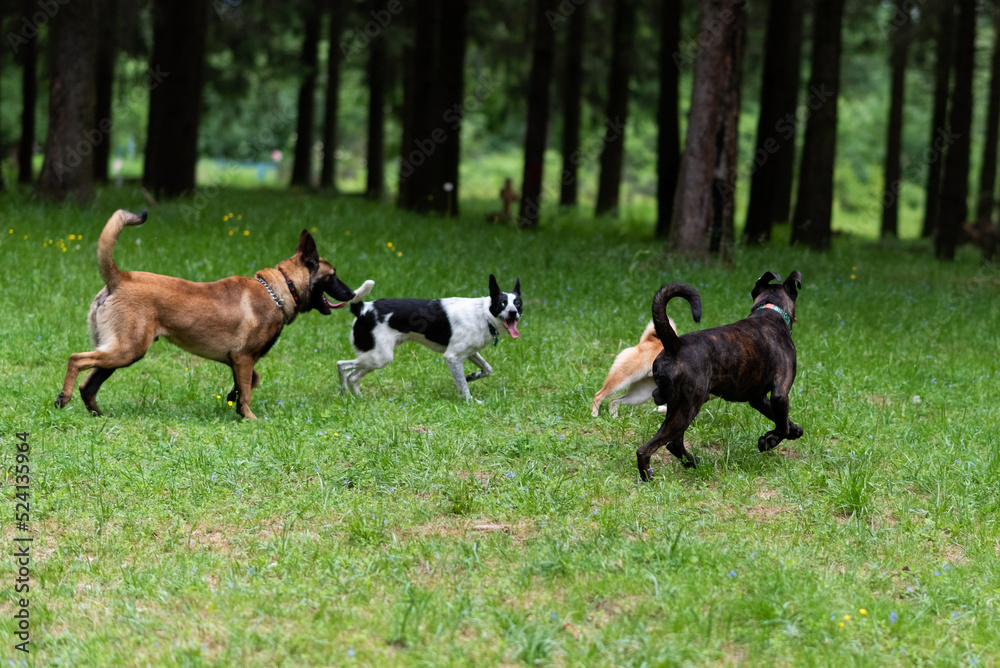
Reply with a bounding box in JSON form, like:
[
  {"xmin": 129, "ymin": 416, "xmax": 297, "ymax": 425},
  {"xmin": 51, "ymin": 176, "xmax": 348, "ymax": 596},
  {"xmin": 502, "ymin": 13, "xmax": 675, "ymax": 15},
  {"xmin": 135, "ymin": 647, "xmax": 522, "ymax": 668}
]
[
  {"xmin": 278, "ymin": 267, "xmax": 300, "ymax": 307},
  {"xmin": 256, "ymin": 277, "xmax": 289, "ymax": 324}
]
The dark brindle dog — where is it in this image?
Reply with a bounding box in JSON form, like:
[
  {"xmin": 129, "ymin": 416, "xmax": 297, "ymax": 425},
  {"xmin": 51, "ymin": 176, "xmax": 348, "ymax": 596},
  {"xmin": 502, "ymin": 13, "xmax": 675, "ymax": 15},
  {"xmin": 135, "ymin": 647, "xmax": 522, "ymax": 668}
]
[
  {"xmin": 55, "ymin": 209, "xmax": 358, "ymax": 419},
  {"xmin": 637, "ymin": 271, "xmax": 803, "ymax": 480}
]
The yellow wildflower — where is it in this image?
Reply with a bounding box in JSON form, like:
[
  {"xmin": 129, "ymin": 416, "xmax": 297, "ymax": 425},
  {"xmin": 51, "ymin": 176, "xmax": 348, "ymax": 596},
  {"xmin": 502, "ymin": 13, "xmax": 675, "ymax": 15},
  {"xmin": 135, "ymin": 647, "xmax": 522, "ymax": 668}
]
[
  {"xmin": 397, "ymin": 251, "xmax": 402, "ymax": 257},
  {"xmin": 237, "ymin": 215, "xmax": 242, "ymax": 220},
  {"xmin": 229, "ymin": 230, "xmax": 233, "ymax": 236},
  {"xmin": 243, "ymin": 230, "xmax": 249, "ymax": 236},
  {"xmin": 387, "ymin": 241, "xmax": 393, "ymax": 248},
  {"xmin": 859, "ymin": 609, "xmax": 867, "ymax": 615},
  {"xmin": 228, "ymin": 401, "xmax": 234, "ymax": 406},
  {"xmin": 843, "ymin": 615, "xmax": 851, "ymax": 621}
]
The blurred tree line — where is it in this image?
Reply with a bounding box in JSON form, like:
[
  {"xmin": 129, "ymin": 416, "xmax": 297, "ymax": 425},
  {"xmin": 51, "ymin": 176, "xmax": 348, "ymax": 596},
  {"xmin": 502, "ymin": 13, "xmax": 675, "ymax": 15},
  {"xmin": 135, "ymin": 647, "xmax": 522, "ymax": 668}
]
[{"xmin": 0, "ymin": 0, "xmax": 998, "ymax": 261}]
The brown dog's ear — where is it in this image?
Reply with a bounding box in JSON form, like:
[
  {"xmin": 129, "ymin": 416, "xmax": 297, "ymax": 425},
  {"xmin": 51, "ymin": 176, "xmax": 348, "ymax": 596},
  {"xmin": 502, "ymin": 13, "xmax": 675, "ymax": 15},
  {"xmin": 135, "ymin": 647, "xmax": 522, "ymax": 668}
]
[
  {"xmin": 784, "ymin": 270, "xmax": 802, "ymax": 300},
  {"xmin": 296, "ymin": 230, "xmax": 319, "ymax": 269},
  {"xmin": 751, "ymin": 271, "xmax": 781, "ymax": 300}
]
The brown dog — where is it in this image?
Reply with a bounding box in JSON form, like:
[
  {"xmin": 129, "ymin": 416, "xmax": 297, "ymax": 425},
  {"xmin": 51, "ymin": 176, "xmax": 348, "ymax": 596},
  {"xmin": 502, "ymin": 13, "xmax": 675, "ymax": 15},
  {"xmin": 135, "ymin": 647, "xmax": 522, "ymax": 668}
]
[
  {"xmin": 637, "ymin": 271, "xmax": 803, "ymax": 479},
  {"xmin": 55, "ymin": 209, "xmax": 357, "ymax": 419},
  {"xmin": 591, "ymin": 319, "xmax": 676, "ymax": 417}
]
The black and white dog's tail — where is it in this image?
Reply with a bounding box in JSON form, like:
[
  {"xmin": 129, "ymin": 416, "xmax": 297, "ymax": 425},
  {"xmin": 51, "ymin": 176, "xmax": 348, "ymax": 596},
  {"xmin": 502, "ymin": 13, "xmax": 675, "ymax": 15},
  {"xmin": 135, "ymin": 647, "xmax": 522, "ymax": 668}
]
[
  {"xmin": 652, "ymin": 283, "xmax": 702, "ymax": 355},
  {"xmin": 349, "ymin": 280, "xmax": 375, "ymax": 316}
]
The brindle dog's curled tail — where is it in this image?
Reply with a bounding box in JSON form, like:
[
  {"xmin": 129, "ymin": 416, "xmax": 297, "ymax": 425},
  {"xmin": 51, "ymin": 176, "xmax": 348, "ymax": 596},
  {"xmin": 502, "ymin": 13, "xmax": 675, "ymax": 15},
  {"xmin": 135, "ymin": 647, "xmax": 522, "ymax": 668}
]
[
  {"xmin": 98, "ymin": 209, "xmax": 147, "ymax": 292},
  {"xmin": 652, "ymin": 282, "xmax": 702, "ymax": 354}
]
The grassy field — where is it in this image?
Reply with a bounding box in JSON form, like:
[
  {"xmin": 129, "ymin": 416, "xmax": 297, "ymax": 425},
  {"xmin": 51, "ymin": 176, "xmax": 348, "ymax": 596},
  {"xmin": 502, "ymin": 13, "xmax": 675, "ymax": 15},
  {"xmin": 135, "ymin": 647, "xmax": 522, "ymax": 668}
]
[{"xmin": 1, "ymin": 188, "xmax": 998, "ymax": 666}]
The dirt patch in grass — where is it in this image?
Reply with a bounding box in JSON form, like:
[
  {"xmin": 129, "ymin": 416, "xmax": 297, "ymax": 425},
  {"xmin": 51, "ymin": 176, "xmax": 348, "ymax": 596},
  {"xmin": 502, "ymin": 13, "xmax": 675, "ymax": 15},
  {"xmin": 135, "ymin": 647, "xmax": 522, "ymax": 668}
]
[
  {"xmin": 405, "ymin": 517, "xmax": 534, "ymax": 544},
  {"xmin": 456, "ymin": 470, "xmax": 494, "ymax": 484},
  {"xmin": 942, "ymin": 543, "xmax": 968, "ymax": 565},
  {"xmin": 748, "ymin": 506, "xmax": 792, "ymax": 521}
]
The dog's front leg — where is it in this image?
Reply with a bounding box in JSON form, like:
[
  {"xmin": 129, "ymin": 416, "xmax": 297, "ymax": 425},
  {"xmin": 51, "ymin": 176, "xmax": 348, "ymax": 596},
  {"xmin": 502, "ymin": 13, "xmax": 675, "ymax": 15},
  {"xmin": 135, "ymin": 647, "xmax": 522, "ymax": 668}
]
[
  {"xmin": 445, "ymin": 354, "xmax": 477, "ymax": 402},
  {"xmin": 231, "ymin": 356, "xmax": 259, "ymax": 419},
  {"xmin": 465, "ymin": 353, "xmax": 492, "ymax": 383}
]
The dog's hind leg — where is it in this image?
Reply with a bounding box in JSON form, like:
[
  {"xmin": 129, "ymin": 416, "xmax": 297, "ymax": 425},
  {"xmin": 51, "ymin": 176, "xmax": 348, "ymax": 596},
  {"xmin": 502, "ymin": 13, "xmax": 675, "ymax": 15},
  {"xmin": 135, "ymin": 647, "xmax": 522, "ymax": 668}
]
[
  {"xmin": 636, "ymin": 404, "xmax": 699, "ymax": 480},
  {"xmin": 336, "ymin": 360, "xmax": 357, "ymax": 393},
  {"xmin": 56, "ymin": 344, "xmax": 150, "ymax": 414},
  {"xmin": 79, "ymin": 368, "xmax": 116, "ymax": 416},
  {"xmin": 608, "ymin": 377, "xmax": 656, "ymax": 416},
  {"xmin": 465, "ymin": 353, "xmax": 492, "ymax": 383}
]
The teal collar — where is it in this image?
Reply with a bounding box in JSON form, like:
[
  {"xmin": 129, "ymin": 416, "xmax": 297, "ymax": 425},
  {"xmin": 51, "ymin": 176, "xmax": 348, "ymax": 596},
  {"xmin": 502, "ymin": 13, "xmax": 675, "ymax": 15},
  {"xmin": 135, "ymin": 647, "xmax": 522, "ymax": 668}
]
[{"xmin": 755, "ymin": 302, "xmax": 791, "ymax": 328}]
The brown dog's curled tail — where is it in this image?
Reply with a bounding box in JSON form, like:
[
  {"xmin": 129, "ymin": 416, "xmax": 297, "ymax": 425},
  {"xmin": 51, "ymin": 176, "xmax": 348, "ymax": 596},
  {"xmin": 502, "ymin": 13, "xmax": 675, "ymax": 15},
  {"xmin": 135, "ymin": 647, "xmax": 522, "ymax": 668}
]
[
  {"xmin": 652, "ymin": 282, "xmax": 702, "ymax": 354},
  {"xmin": 98, "ymin": 209, "xmax": 147, "ymax": 291}
]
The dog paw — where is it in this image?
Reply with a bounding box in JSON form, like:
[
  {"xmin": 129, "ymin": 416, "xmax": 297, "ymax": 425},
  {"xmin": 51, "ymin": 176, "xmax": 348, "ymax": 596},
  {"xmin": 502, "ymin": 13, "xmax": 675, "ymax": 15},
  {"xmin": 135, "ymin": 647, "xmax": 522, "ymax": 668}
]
[
  {"xmin": 54, "ymin": 393, "xmax": 70, "ymax": 408},
  {"xmin": 788, "ymin": 424, "xmax": 804, "ymax": 439},
  {"xmin": 682, "ymin": 455, "xmax": 700, "ymax": 469},
  {"xmin": 226, "ymin": 389, "xmax": 239, "ymax": 402},
  {"xmin": 758, "ymin": 433, "xmax": 781, "ymax": 452}
]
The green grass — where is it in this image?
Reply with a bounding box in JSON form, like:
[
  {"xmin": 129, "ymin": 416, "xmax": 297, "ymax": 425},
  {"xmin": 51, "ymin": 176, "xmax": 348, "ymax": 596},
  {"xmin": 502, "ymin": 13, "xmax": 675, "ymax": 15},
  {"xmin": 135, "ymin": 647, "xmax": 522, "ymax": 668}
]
[{"xmin": 1, "ymin": 188, "xmax": 999, "ymax": 666}]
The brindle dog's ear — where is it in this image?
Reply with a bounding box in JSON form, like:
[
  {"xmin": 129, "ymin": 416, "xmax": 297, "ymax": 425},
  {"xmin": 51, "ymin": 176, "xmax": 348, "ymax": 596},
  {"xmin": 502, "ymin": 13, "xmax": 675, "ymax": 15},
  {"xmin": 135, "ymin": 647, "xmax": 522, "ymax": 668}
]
[
  {"xmin": 751, "ymin": 271, "xmax": 781, "ymax": 300},
  {"xmin": 784, "ymin": 270, "xmax": 802, "ymax": 300},
  {"xmin": 489, "ymin": 274, "xmax": 501, "ymax": 299},
  {"xmin": 297, "ymin": 230, "xmax": 319, "ymax": 270}
]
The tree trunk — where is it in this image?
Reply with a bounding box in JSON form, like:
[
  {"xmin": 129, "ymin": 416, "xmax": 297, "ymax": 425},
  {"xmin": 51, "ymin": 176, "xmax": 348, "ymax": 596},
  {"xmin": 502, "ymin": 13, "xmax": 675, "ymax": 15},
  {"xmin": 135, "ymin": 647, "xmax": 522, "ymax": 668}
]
[
  {"xmin": 791, "ymin": 0, "xmax": 846, "ymax": 251},
  {"xmin": 36, "ymin": 0, "xmax": 98, "ymax": 202},
  {"xmin": 595, "ymin": 0, "xmax": 636, "ymax": 217},
  {"xmin": 975, "ymin": 1, "xmax": 1000, "ymax": 224},
  {"xmin": 94, "ymin": 0, "xmax": 118, "ymax": 184},
  {"xmin": 320, "ymin": 3, "xmax": 345, "ymax": 190},
  {"xmin": 935, "ymin": 0, "xmax": 975, "ymax": 260},
  {"xmin": 655, "ymin": 0, "xmax": 681, "ymax": 238},
  {"xmin": 744, "ymin": 0, "xmax": 802, "ymax": 244},
  {"xmin": 366, "ymin": 13, "xmax": 387, "ymax": 201},
  {"xmin": 436, "ymin": 0, "xmax": 467, "ymax": 215},
  {"xmin": 142, "ymin": 0, "xmax": 208, "ymax": 199},
  {"xmin": 398, "ymin": 0, "xmax": 440, "ymax": 212},
  {"xmin": 518, "ymin": 0, "xmax": 559, "ymax": 228},
  {"xmin": 669, "ymin": 0, "xmax": 746, "ymax": 259},
  {"xmin": 770, "ymin": 0, "xmax": 804, "ymax": 225},
  {"xmin": 18, "ymin": 0, "xmax": 38, "ymax": 186},
  {"xmin": 922, "ymin": 2, "xmax": 953, "ymax": 238},
  {"xmin": 397, "ymin": 45, "xmax": 417, "ymax": 207},
  {"xmin": 290, "ymin": 0, "xmax": 322, "ymax": 188},
  {"xmin": 559, "ymin": 0, "xmax": 585, "ymax": 207},
  {"xmin": 881, "ymin": 0, "xmax": 908, "ymax": 239}
]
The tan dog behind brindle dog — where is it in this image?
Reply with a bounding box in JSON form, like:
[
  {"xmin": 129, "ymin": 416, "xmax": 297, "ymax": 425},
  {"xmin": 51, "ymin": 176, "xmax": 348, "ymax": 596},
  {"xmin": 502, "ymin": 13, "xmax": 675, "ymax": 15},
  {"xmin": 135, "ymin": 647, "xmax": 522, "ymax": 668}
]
[
  {"xmin": 591, "ymin": 319, "xmax": 676, "ymax": 417},
  {"xmin": 55, "ymin": 209, "xmax": 358, "ymax": 419}
]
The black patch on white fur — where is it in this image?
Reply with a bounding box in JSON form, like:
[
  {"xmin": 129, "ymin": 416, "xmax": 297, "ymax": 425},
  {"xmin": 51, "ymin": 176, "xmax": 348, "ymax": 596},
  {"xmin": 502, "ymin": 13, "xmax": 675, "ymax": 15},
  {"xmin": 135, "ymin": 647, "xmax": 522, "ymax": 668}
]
[
  {"xmin": 380, "ymin": 299, "xmax": 452, "ymax": 347},
  {"xmin": 352, "ymin": 309, "xmax": 378, "ymax": 352}
]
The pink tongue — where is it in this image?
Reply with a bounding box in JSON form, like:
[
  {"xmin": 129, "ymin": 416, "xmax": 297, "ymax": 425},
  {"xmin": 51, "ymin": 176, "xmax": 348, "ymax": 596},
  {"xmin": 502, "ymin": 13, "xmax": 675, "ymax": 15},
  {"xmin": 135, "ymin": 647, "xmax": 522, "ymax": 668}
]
[{"xmin": 504, "ymin": 321, "xmax": 519, "ymax": 338}]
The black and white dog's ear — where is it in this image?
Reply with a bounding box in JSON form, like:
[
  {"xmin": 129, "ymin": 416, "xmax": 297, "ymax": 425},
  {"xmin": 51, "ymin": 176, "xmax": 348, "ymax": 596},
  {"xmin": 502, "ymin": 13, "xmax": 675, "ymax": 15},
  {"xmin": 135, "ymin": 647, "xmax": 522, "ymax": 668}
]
[
  {"xmin": 513, "ymin": 277, "xmax": 521, "ymax": 295},
  {"xmin": 489, "ymin": 274, "xmax": 501, "ymax": 298},
  {"xmin": 784, "ymin": 270, "xmax": 802, "ymax": 300},
  {"xmin": 297, "ymin": 230, "xmax": 319, "ymax": 269},
  {"xmin": 751, "ymin": 271, "xmax": 781, "ymax": 300}
]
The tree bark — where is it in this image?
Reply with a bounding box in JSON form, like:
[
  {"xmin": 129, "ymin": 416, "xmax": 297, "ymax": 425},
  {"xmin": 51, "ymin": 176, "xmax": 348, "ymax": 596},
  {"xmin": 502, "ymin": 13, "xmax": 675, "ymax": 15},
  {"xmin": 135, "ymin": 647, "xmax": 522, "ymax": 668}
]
[
  {"xmin": 18, "ymin": 0, "xmax": 38, "ymax": 186},
  {"xmin": 397, "ymin": 45, "xmax": 417, "ymax": 207},
  {"xmin": 320, "ymin": 2, "xmax": 345, "ymax": 190},
  {"xmin": 669, "ymin": 0, "xmax": 746, "ymax": 259},
  {"xmin": 656, "ymin": 0, "xmax": 681, "ymax": 238},
  {"xmin": 744, "ymin": 0, "xmax": 802, "ymax": 244},
  {"xmin": 143, "ymin": 0, "xmax": 208, "ymax": 199},
  {"xmin": 518, "ymin": 0, "xmax": 559, "ymax": 228},
  {"xmin": 769, "ymin": 0, "xmax": 804, "ymax": 225},
  {"xmin": 36, "ymin": 0, "xmax": 98, "ymax": 202},
  {"xmin": 975, "ymin": 1, "xmax": 1000, "ymax": 224},
  {"xmin": 559, "ymin": 0, "xmax": 586, "ymax": 207},
  {"xmin": 791, "ymin": 0, "xmax": 846, "ymax": 251},
  {"xmin": 881, "ymin": 0, "xmax": 908, "ymax": 239},
  {"xmin": 291, "ymin": 0, "xmax": 322, "ymax": 188},
  {"xmin": 595, "ymin": 0, "xmax": 636, "ymax": 217},
  {"xmin": 94, "ymin": 0, "xmax": 118, "ymax": 184},
  {"xmin": 935, "ymin": 0, "xmax": 975, "ymax": 260},
  {"xmin": 366, "ymin": 13, "xmax": 387, "ymax": 201},
  {"xmin": 398, "ymin": 0, "xmax": 440, "ymax": 212},
  {"xmin": 922, "ymin": 2, "xmax": 953, "ymax": 238},
  {"xmin": 436, "ymin": 0, "xmax": 468, "ymax": 215}
]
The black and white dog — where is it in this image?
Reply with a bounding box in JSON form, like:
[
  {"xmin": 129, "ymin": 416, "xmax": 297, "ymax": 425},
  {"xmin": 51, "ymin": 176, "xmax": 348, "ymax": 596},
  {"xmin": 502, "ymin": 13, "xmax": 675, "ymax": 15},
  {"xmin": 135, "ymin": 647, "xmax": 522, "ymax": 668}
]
[{"xmin": 337, "ymin": 275, "xmax": 522, "ymax": 401}]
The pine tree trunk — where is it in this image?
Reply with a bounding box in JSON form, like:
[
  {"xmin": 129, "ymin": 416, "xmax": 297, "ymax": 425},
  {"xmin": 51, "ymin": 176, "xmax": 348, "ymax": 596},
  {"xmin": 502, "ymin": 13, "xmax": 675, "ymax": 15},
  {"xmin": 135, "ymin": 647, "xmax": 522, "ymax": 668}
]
[
  {"xmin": 397, "ymin": 45, "xmax": 417, "ymax": 207},
  {"xmin": 770, "ymin": 0, "xmax": 804, "ymax": 225},
  {"xmin": 559, "ymin": 1, "xmax": 585, "ymax": 207},
  {"xmin": 94, "ymin": 0, "xmax": 118, "ymax": 184},
  {"xmin": 366, "ymin": 20, "xmax": 387, "ymax": 201},
  {"xmin": 656, "ymin": 0, "xmax": 681, "ymax": 238},
  {"xmin": 744, "ymin": 0, "xmax": 801, "ymax": 244},
  {"xmin": 975, "ymin": 1, "xmax": 1000, "ymax": 224},
  {"xmin": 669, "ymin": 0, "xmax": 746, "ymax": 259},
  {"xmin": 595, "ymin": 0, "xmax": 636, "ymax": 217},
  {"xmin": 398, "ymin": 0, "xmax": 440, "ymax": 212},
  {"xmin": 518, "ymin": 0, "xmax": 559, "ymax": 228},
  {"xmin": 936, "ymin": 0, "xmax": 975, "ymax": 260},
  {"xmin": 791, "ymin": 0, "xmax": 846, "ymax": 251},
  {"xmin": 320, "ymin": 3, "xmax": 345, "ymax": 190},
  {"xmin": 290, "ymin": 0, "xmax": 322, "ymax": 188},
  {"xmin": 36, "ymin": 0, "xmax": 98, "ymax": 202},
  {"xmin": 142, "ymin": 0, "xmax": 208, "ymax": 199},
  {"xmin": 437, "ymin": 0, "xmax": 467, "ymax": 215},
  {"xmin": 18, "ymin": 0, "xmax": 38, "ymax": 186},
  {"xmin": 922, "ymin": 2, "xmax": 953, "ymax": 239},
  {"xmin": 881, "ymin": 0, "xmax": 908, "ymax": 239}
]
